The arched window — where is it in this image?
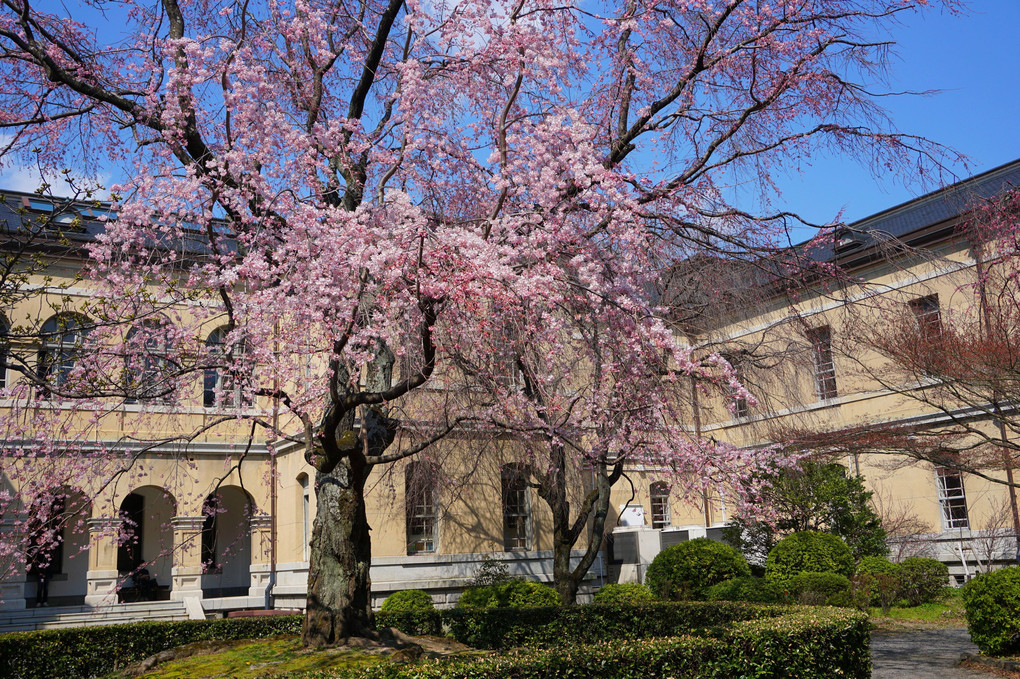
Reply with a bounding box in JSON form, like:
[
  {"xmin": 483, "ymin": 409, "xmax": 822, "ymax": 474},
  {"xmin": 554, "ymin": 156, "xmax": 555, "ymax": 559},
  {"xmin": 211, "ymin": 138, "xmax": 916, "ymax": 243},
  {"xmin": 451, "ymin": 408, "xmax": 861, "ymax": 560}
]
[
  {"xmin": 37, "ymin": 314, "xmax": 89, "ymax": 397},
  {"xmin": 125, "ymin": 320, "xmax": 174, "ymax": 404},
  {"xmin": 650, "ymin": 482, "xmax": 671, "ymax": 529},
  {"xmin": 405, "ymin": 462, "xmax": 438, "ymax": 555},
  {"xmin": 204, "ymin": 327, "xmax": 247, "ymax": 408}
]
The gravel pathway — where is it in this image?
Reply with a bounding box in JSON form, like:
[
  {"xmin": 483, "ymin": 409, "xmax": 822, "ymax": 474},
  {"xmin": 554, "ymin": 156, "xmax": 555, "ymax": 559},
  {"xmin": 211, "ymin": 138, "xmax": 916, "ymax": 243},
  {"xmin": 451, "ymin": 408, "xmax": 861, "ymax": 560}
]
[{"xmin": 871, "ymin": 628, "xmax": 988, "ymax": 678}]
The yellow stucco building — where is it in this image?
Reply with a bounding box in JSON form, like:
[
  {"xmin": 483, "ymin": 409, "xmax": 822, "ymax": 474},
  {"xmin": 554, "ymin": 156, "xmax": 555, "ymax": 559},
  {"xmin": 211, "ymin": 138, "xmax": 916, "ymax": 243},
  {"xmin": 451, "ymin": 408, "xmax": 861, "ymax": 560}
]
[{"xmin": 1, "ymin": 160, "xmax": 1018, "ymax": 628}]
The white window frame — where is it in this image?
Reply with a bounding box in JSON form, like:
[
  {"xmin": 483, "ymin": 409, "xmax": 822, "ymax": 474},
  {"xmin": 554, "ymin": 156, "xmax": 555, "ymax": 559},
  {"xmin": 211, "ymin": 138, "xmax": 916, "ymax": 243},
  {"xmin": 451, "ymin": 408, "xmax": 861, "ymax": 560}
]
[
  {"xmin": 807, "ymin": 325, "xmax": 838, "ymax": 401},
  {"xmin": 501, "ymin": 465, "xmax": 531, "ymax": 551},
  {"xmin": 405, "ymin": 462, "xmax": 438, "ymax": 555},
  {"xmin": 650, "ymin": 482, "xmax": 671, "ymax": 529},
  {"xmin": 936, "ymin": 467, "xmax": 969, "ymax": 530}
]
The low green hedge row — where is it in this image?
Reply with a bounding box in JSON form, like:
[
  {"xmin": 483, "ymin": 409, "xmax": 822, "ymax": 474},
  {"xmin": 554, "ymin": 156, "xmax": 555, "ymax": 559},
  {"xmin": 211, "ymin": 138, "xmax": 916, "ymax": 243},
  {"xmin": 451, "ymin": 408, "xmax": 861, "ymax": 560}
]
[
  {"xmin": 0, "ymin": 615, "xmax": 302, "ymax": 679},
  {"xmin": 591, "ymin": 582, "xmax": 657, "ymax": 604},
  {"xmin": 376, "ymin": 609, "xmax": 444, "ymax": 636},
  {"xmin": 351, "ymin": 607, "xmax": 870, "ymax": 679},
  {"xmin": 439, "ymin": 601, "xmax": 787, "ymax": 649},
  {"xmin": 2, "ymin": 604, "xmax": 869, "ymax": 679},
  {"xmin": 348, "ymin": 635, "xmax": 727, "ymax": 679},
  {"xmin": 377, "ymin": 601, "xmax": 787, "ymax": 648},
  {"xmin": 722, "ymin": 608, "xmax": 871, "ymax": 678}
]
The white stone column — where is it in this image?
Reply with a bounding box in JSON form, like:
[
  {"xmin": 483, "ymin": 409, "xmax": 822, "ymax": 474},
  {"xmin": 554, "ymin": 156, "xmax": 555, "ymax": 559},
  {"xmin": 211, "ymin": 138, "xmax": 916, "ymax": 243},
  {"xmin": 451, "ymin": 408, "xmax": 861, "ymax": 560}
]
[
  {"xmin": 84, "ymin": 517, "xmax": 121, "ymax": 607},
  {"xmin": 248, "ymin": 515, "xmax": 272, "ymax": 600},
  {"xmin": 0, "ymin": 516, "xmax": 27, "ymax": 610},
  {"xmin": 170, "ymin": 516, "xmax": 205, "ymax": 602}
]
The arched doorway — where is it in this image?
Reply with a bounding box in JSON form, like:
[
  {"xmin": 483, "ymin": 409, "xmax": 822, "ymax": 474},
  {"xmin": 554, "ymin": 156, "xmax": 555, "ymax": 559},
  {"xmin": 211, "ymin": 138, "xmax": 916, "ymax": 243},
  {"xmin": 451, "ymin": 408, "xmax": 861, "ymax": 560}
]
[
  {"xmin": 117, "ymin": 486, "xmax": 176, "ymax": 600},
  {"xmin": 200, "ymin": 487, "xmax": 252, "ymax": 598},
  {"xmin": 25, "ymin": 487, "xmax": 90, "ymax": 607}
]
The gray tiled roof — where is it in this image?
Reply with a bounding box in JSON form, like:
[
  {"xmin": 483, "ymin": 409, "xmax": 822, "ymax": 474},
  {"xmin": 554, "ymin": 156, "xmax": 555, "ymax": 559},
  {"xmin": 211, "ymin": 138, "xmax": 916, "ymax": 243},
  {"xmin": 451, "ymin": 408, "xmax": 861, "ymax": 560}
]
[{"xmin": 806, "ymin": 158, "xmax": 1020, "ymax": 261}]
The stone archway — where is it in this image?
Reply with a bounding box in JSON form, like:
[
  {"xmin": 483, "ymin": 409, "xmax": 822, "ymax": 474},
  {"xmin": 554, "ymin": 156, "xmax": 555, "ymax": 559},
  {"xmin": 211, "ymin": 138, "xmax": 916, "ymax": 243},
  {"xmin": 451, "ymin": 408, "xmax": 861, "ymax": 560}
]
[
  {"xmin": 25, "ymin": 487, "xmax": 91, "ymax": 607},
  {"xmin": 117, "ymin": 486, "xmax": 176, "ymax": 599},
  {"xmin": 200, "ymin": 486, "xmax": 253, "ymax": 598}
]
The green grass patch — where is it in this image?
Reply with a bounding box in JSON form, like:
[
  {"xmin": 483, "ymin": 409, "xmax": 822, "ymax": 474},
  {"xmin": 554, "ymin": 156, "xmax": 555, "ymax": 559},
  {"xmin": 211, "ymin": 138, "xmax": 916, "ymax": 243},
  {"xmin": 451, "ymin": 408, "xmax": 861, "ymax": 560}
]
[
  {"xmin": 108, "ymin": 635, "xmax": 384, "ymax": 678},
  {"xmin": 869, "ymin": 590, "xmax": 966, "ymax": 629}
]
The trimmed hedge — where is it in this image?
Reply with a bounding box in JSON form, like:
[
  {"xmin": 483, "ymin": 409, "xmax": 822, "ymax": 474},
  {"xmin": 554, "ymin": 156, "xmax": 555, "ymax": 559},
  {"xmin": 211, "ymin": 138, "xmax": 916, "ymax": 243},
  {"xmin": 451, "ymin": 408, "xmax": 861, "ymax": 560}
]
[
  {"xmin": 1, "ymin": 603, "xmax": 871, "ymax": 679},
  {"xmin": 898, "ymin": 557, "xmax": 949, "ymax": 606},
  {"xmin": 962, "ymin": 566, "xmax": 1020, "ymax": 656},
  {"xmin": 0, "ymin": 615, "xmax": 301, "ymax": 679},
  {"xmin": 722, "ymin": 608, "xmax": 870, "ymax": 678},
  {"xmin": 375, "ymin": 609, "xmax": 443, "ymax": 637},
  {"xmin": 765, "ymin": 531, "xmax": 854, "ymax": 586},
  {"xmin": 856, "ymin": 555, "xmax": 900, "ymax": 578},
  {"xmin": 442, "ymin": 601, "xmax": 785, "ymax": 650},
  {"xmin": 377, "ymin": 589, "xmax": 440, "ymax": 633},
  {"xmin": 787, "ymin": 571, "xmax": 852, "ymax": 605},
  {"xmin": 456, "ymin": 580, "xmax": 561, "ymax": 609},
  {"xmin": 380, "ymin": 589, "xmax": 435, "ymax": 613},
  {"xmin": 855, "ymin": 556, "xmax": 902, "ymax": 607},
  {"xmin": 645, "ymin": 538, "xmax": 751, "ymax": 600},
  {"xmin": 705, "ymin": 576, "xmax": 783, "ymax": 604},
  {"xmin": 592, "ymin": 582, "xmax": 657, "ymax": 604},
  {"xmin": 348, "ymin": 607, "xmax": 870, "ymax": 679}
]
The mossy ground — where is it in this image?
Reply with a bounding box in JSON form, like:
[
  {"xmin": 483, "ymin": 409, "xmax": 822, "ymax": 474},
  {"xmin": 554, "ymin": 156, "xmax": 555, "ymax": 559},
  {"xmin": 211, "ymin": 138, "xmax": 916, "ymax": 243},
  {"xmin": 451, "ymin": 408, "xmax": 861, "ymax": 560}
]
[{"xmin": 107, "ymin": 635, "xmax": 385, "ymax": 678}]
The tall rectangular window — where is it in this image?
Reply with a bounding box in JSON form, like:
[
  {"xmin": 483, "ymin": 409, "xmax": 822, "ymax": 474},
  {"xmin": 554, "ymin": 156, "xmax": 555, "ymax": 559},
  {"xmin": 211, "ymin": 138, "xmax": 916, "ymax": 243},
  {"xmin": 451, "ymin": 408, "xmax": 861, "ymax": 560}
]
[
  {"xmin": 722, "ymin": 353, "xmax": 748, "ymax": 418},
  {"xmin": 501, "ymin": 464, "xmax": 530, "ymax": 551},
  {"xmin": 406, "ymin": 462, "xmax": 437, "ymax": 555},
  {"xmin": 909, "ymin": 295, "xmax": 942, "ymax": 340},
  {"xmin": 807, "ymin": 326, "xmax": 838, "ymax": 401},
  {"xmin": 936, "ymin": 467, "xmax": 969, "ymax": 530},
  {"xmin": 650, "ymin": 482, "xmax": 671, "ymax": 529}
]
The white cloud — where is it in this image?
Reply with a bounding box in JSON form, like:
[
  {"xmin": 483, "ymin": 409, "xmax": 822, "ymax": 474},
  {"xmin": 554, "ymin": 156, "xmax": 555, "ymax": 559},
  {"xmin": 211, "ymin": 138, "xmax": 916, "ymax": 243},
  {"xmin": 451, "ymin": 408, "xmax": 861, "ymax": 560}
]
[
  {"xmin": 0, "ymin": 135, "xmax": 111, "ymax": 198},
  {"xmin": 0, "ymin": 162, "xmax": 110, "ymax": 198}
]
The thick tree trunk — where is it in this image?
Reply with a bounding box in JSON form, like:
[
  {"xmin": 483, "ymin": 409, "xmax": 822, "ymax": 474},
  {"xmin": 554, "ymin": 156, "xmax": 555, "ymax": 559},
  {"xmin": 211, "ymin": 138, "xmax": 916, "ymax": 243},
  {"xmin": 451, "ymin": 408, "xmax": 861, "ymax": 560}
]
[
  {"xmin": 548, "ymin": 460, "xmax": 615, "ymax": 606},
  {"xmin": 552, "ymin": 530, "xmax": 580, "ymax": 604},
  {"xmin": 302, "ymin": 346, "xmax": 397, "ymax": 647},
  {"xmin": 302, "ymin": 455, "xmax": 374, "ymax": 647}
]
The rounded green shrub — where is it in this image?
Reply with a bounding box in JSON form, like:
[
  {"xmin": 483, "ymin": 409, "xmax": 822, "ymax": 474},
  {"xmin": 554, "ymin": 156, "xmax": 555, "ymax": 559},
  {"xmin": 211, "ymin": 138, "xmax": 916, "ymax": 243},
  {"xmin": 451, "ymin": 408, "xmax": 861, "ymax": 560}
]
[
  {"xmin": 704, "ymin": 576, "xmax": 783, "ymax": 603},
  {"xmin": 962, "ymin": 566, "xmax": 1020, "ymax": 656},
  {"xmin": 787, "ymin": 571, "xmax": 851, "ymax": 605},
  {"xmin": 764, "ymin": 531, "xmax": 854, "ymax": 587},
  {"xmin": 504, "ymin": 580, "xmax": 561, "ymax": 607},
  {"xmin": 380, "ymin": 589, "xmax": 435, "ymax": 613},
  {"xmin": 645, "ymin": 538, "xmax": 751, "ymax": 600},
  {"xmin": 457, "ymin": 579, "xmax": 561, "ymax": 608},
  {"xmin": 856, "ymin": 555, "xmax": 900, "ymax": 578},
  {"xmin": 854, "ymin": 555, "xmax": 902, "ymax": 606},
  {"xmin": 898, "ymin": 557, "xmax": 948, "ymax": 606},
  {"xmin": 592, "ymin": 583, "xmax": 657, "ymax": 604},
  {"xmin": 457, "ymin": 584, "xmax": 498, "ymax": 608}
]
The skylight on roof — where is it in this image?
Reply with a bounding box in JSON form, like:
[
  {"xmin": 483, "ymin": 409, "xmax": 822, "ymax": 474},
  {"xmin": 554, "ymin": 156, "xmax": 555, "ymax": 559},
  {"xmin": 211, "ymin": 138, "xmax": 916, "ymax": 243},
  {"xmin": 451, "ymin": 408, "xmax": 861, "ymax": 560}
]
[
  {"xmin": 26, "ymin": 198, "xmax": 54, "ymax": 212},
  {"xmin": 81, "ymin": 207, "xmax": 117, "ymax": 220}
]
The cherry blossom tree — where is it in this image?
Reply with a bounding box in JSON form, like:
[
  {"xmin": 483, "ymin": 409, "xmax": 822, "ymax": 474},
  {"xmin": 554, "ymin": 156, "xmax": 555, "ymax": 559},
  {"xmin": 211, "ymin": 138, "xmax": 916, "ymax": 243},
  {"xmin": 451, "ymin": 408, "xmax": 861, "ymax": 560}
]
[
  {"xmin": 445, "ymin": 251, "xmax": 773, "ymax": 603},
  {"xmin": 0, "ymin": 0, "xmax": 957, "ymax": 645}
]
